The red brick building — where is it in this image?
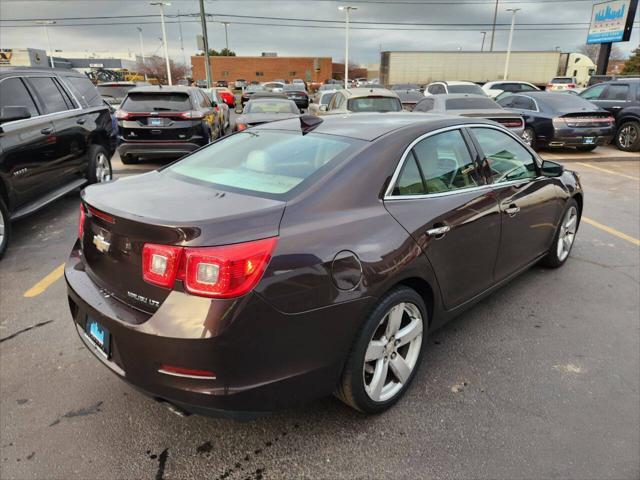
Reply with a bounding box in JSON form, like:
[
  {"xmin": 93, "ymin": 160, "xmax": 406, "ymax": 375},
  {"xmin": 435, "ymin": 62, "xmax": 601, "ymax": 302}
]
[{"xmin": 191, "ymin": 56, "xmax": 332, "ymax": 84}]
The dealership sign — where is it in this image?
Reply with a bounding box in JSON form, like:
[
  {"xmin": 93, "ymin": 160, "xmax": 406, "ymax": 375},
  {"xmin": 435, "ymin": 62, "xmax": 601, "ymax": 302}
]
[{"xmin": 587, "ymin": 0, "xmax": 638, "ymax": 44}]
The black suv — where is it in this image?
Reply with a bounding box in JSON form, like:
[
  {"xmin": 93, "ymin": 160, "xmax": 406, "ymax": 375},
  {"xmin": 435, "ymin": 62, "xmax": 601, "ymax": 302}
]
[
  {"xmin": 580, "ymin": 78, "xmax": 640, "ymax": 152},
  {"xmin": 116, "ymin": 86, "xmax": 220, "ymax": 164},
  {"xmin": 0, "ymin": 67, "xmax": 116, "ymax": 258}
]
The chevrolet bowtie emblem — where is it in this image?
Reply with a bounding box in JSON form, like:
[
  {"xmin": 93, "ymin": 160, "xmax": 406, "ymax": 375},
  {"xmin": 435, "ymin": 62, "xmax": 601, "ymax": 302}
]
[{"xmin": 93, "ymin": 233, "xmax": 111, "ymax": 253}]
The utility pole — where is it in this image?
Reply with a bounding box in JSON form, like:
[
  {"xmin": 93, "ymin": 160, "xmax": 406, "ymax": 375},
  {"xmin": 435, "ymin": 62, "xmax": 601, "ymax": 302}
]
[
  {"xmin": 199, "ymin": 0, "xmax": 212, "ymax": 88},
  {"xmin": 221, "ymin": 22, "xmax": 230, "ymax": 53},
  {"xmin": 178, "ymin": 9, "xmax": 187, "ymax": 69},
  {"xmin": 338, "ymin": 6, "xmax": 357, "ymax": 89},
  {"xmin": 36, "ymin": 20, "xmax": 56, "ymax": 68},
  {"xmin": 137, "ymin": 27, "xmax": 148, "ymax": 81},
  {"xmin": 489, "ymin": 0, "xmax": 499, "ymax": 52},
  {"xmin": 151, "ymin": 2, "xmax": 172, "ymax": 85},
  {"xmin": 480, "ymin": 31, "xmax": 487, "ymax": 52},
  {"xmin": 503, "ymin": 8, "xmax": 520, "ymax": 80}
]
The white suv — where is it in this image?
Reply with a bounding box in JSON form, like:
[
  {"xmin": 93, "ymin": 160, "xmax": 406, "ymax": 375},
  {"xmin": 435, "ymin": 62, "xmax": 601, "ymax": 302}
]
[{"xmin": 424, "ymin": 81, "xmax": 486, "ymax": 96}]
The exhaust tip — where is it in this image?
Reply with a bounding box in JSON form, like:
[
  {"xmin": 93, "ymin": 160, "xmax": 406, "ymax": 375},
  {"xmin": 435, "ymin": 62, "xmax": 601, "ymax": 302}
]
[{"xmin": 156, "ymin": 399, "xmax": 191, "ymax": 417}]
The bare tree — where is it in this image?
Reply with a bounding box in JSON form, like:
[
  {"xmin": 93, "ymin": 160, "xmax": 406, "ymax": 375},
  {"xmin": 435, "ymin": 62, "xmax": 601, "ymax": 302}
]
[
  {"xmin": 578, "ymin": 44, "xmax": 625, "ymax": 62},
  {"xmin": 137, "ymin": 56, "xmax": 188, "ymax": 85}
]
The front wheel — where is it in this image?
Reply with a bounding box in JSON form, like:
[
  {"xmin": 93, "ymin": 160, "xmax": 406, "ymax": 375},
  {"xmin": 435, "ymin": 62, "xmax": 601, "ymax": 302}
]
[
  {"xmin": 0, "ymin": 198, "xmax": 10, "ymax": 259},
  {"xmin": 87, "ymin": 144, "xmax": 112, "ymax": 184},
  {"xmin": 615, "ymin": 121, "xmax": 640, "ymax": 152},
  {"xmin": 541, "ymin": 198, "xmax": 579, "ymax": 268},
  {"xmin": 336, "ymin": 287, "xmax": 426, "ymax": 413}
]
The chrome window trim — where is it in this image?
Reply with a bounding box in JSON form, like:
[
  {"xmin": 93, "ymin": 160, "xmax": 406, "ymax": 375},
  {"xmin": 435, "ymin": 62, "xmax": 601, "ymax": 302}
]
[
  {"xmin": 0, "ymin": 74, "xmax": 85, "ymax": 127},
  {"xmin": 383, "ymin": 123, "xmax": 541, "ymax": 201}
]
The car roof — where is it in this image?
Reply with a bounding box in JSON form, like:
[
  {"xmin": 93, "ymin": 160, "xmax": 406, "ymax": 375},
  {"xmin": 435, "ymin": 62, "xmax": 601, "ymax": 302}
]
[
  {"xmin": 127, "ymin": 85, "xmax": 196, "ymax": 94},
  {"xmin": 0, "ymin": 66, "xmax": 87, "ymax": 78},
  {"xmin": 336, "ymin": 87, "xmax": 399, "ymax": 99},
  {"xmin": 253, "ymin": 112, "xmax": 494, "ymax": 141}
]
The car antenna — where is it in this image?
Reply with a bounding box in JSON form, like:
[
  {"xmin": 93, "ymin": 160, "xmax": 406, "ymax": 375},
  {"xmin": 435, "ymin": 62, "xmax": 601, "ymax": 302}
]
[{"xmin": 299, "ymin": 114, "xmax": 323, "ymax": 135}]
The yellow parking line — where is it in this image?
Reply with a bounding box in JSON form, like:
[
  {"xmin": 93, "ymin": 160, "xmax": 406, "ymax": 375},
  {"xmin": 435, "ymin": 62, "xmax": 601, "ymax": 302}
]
[
  {"xmin": 582, "ymin": 216, "xmax": 640, "ymax": 247},
  {"xmin": 575, "ymin": 162, "xmax": 640, "ymax": 181},
  {"xmin": 24, "ymin": 263, "xmax": 65, "ymax": 298}
]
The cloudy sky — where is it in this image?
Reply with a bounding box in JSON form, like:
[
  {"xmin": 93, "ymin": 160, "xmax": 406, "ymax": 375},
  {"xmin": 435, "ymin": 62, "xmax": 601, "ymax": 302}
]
[{"xmin": 1, "ymin": 0, "xmax": 638, "ymax": 65}]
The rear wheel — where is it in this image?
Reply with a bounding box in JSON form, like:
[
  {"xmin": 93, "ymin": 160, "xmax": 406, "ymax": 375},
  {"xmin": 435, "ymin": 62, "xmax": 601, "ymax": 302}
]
[
  {"xmin": 86, "ymin": 144, "xmax": 112, "ymax": 184},
  {"xmin": 0, "ymin": 198, "xmax": 10, "ymax": 259},
  {"xmin": 615, "ymin": 121, "xmax": 640, "ymax": 152},
  {"xmin": 336, "ymin": 286, "xmax": 426, "ymax": 413},
  {"xmin": 575, "ymin": 145, "xmax": 597, "ymax": 152},
  {"xmin": 522, "ymin": 127, "xmax": 537, "ymax": 150},
  {"xmin": 541, "ymin": 198, "xmax": 579, "ymax": 268}
]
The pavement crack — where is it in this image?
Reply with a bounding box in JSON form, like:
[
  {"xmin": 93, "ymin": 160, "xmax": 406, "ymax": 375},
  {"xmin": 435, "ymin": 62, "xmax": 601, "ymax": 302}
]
[
  {"xmin": 155, "ymin": 448, "xmax": 169, "ymax": 480},
  {"xmin": 49, "ymin": 401, "xmax": 104, "ymax": 426},
  {"xmin": 0, "ymin": 320, "xmax": 54, "ymax": 344}
]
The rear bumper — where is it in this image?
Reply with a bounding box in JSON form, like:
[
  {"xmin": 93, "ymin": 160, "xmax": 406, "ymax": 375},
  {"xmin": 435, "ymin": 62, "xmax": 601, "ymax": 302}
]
[
  {"xmin": 117, "ymin": 140, "xmax": 202, "ymax": 159},
  {"xmin": 64, "ymin": 244, "xmax": 367, "ymax": 417},
  {"xmin": 546, "ymin": 127, "xmax": 614, "ymax": 147}
]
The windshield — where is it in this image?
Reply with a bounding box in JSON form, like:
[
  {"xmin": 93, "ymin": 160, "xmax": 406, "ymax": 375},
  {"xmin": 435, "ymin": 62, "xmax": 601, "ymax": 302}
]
[
  {"xmin": 245, "ymin": 85, "xmax": 264, "ymax": 93},
  {"xmin": 97, "ymin": 85, "xmax": 135, "ymax": 101},
  {"xmin": 446, "ymin": 97, "xmax": 499, "ymax": 109},
  {"xmin": 167, "ymin": 130, "xmax": 360, "ymax": 196},
  {"xmin": 284, "ymin": 85, "xmax": 306, "ymax": 92},
  {"xmin": 246, "ymin": 100, "xmax": 297, "ymax": 114},
  {"xmin": 447, "ymin": 84, "xmax": 485, "ymax": 95},
  {"xmin": 121, "ymin": 92, "xmax": 192, "ymax": 111},
  {"xmin": 539, "ymin": 94, "xmax": 597, "ymax": 111},
  {"xmin": 348, "ymin": 97, "xmax": 402, "ymax": 112}
]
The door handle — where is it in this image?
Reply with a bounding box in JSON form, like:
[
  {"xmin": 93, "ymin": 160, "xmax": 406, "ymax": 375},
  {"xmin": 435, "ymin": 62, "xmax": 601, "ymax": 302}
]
[
  {"xmin": 40, "ymin": 127, "xmax": 53, "ymax": 135},
  {"xmin": 426, "ymin": 225, "xmax": 451, "ymax": 238},
  {"xmin": 504, "ymin": 205, "xmax": 521, "ymax": 216},
  {"xmin": 76, "ymin": 118, "xmax": 86, "ymax": 125}
]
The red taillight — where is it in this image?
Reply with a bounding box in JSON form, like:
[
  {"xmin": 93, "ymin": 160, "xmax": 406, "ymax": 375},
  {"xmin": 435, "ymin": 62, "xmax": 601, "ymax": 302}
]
[
  {"xmin": 179, "ymin": 111, "xmax": 206, "ymax": 120},
  {"xmin": 141, "ymin": 237, "xmax": 278, "ymax": 298},
  {"xmin": 236, "ymin": 123, "xmax": 247, "ymax": 131},
  {"xmin": 88, "ymin": 206, "xmax": 115, "ymax": 224},
  {"xmin": 115, "ymin": 110, "xmax": 130, "ymax": 120},
  {"xmin": 568, "ymin": 84, "xmax": 576, "ymax": 88},
  {"xmin": 78, "ymin": 203, "xmax": 86, "ymax": 240},
  {"xmin": 142, "ymin": 244, "xmax": 183, "ymax": 288}
]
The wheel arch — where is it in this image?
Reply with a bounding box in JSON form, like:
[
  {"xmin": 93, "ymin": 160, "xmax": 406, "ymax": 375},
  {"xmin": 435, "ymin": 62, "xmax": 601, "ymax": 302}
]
[
  {"xmin": 395, "ymin": 276, "xmax": 436, "ymax": 328},
  {"xmin": 87, "ymin": 130, "xmax": 110, "ymax": 150}
]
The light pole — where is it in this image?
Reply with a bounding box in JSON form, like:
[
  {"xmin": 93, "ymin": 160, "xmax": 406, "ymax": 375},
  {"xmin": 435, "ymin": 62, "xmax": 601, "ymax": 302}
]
[
  {"xmin": 489, "ymin": 0, "xmax": 499, "ymax": 51},
  {"xmin": 221, "ymin": 22, "xmax": 230, "ymax": 53},
  {"xmin": 199, "ymin": 0, "xmax": 212, "ymax": 88},
  {"xmin": 137, "ymin": 27, "xmax": 148, "ymax": 81},
  {"xmin": 338, "ymin": 6, "xmax": 357, "ymax": 89},
  {"xmin": 480, "ymin": 31, "xmax": 487, "ymax": 52},
  {"xmin": 503, "ymin": 8, "xmax": 520, "ymax": 80},
  {"xmin": 151, "ymin": 1, "xmax": 172, "ymax": 85},
  {"xmin": 36, "ymin": 20, "xmax": 56, "ymax": 68}
]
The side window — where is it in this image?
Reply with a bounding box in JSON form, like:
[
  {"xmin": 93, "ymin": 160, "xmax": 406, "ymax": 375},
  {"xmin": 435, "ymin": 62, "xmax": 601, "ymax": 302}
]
[
  {"xmin": 61, "ymin": 76, "xmax": 101, "ymax": 107},
  {"xmin": 0, "ymin": 77, "xmax": 40, "ymax": 117},
  {"xmin": 411, "ymin": 130, "xmax": 479, "ymax": 194},
  {"xmin": 580, "ymin": 83, "xmax": 606, "ymax": 100},
  {"xmin": 427, "ymin": 84, "xmax": 444, "ymax": 95},
  {"xmin": 512, "ymin": 96, "xmax": 535, "ymax": 111},
  {"xmin": 334, "ymin": 93, "xmax": 346, "ymax": 110},
  {"xmin": 472, "ymin": 127, "xmax": 537, "ymax": 184},
  {"xmin": 393, "ymin": 152, "xmax": 425, "ymax": 196},
  {"xmin": 601, "ymin": 84, "xmax": 629, "ymax": 101},
  {"xmin": 26, "ymin": 77, "xmax": 70, "ymax": 113},
  {"xmin": 497, "ymin": 96, "xmax": 515, "ymax": 108},
  {"xmin": 520, "ymin": 84, "xmax": 537, "ymax": 92},
  {"xmin": 415, "ymin": 98, "xmax": 434, "ymax": 112}
]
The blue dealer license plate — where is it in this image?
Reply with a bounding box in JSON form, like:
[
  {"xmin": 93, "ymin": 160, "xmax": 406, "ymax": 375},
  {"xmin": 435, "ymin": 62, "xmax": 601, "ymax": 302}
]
[
  {"xmin": 86, "ymin": 317, "xmax": 110, "ymax": 355},
  {"xmin": 583, "ymin": 137, "xmax": 595, "ymax": 145}
]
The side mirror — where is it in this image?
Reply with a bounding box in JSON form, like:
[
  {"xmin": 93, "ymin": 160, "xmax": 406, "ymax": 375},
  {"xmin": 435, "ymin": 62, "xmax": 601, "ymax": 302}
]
[
  {"xmin": 541, "ymin": 160, "xmax": 564, "ymax": 177},
  {"xmin": 319, "ymin": 105, "xmax": 328, "ymax": 112},
  {"xmin": 0, "ymin": 106, "xmax": 31, "ymax": 123}
]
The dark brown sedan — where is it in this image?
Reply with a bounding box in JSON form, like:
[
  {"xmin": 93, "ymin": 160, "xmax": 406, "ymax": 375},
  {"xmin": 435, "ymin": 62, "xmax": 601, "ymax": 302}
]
[{"xmin": 65, "ymin": 113, "xmax": 583, "ymax": 417}]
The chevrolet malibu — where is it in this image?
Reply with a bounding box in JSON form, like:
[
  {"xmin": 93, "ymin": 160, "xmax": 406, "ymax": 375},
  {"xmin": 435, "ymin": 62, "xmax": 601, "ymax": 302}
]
[{"xmin": 65, "ymin": 113, "xmax": 583, "ymax": 417}]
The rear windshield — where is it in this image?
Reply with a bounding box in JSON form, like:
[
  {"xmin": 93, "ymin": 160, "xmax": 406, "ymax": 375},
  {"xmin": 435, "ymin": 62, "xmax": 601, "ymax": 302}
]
[
  {"xmin": 551, "ymin": 78, "xmax": 574, "ymax": 84},
  {"xmin": 348, "ymin": 97, "xmax": 402, "ymax": 112},
  {"xmin": 446, "ymin": 97, "xmax": 498, "ymax": 109},
  {"xmin": 167, "ymin": 130, "xmax": 361, "ymax": 197},
  {"xmin": 246, "ymin": 100, "xmax": 296, "ymax": 114},
  {"xmin": 539, "ymin": 94, "xmax": 597, "ymax": 112},
  {"xmin": 447, "ymin": 84, "xmax": 485, "ymax": 95},
  {"xmin": 97, "ymin": 85, "xmax": 135, "ymax": 101},
  {"xmin": 121, "ymin": 92, "xmax": 192, "ymax": 111}
]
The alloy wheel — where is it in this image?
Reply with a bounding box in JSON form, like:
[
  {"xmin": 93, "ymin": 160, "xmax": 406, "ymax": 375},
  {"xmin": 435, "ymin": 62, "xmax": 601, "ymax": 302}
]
[
  {"xmin": 618, "ymin": 125, "xmax": 638, "ymax": 150},
  {"xmin": 522, "ymin": 128, "xmax": 534, "ymax": 147},
  {"xmin": 557, "ymin": 206, "xmax": 578, "ymax": 262},
  {"xmin": 363, "ymin": 302, "xmax": 423, "ymax": 402},
  {"xmin": 95, "ymin": 153, "xmax": 112, "ymax": 182},
  {"xmin": 0, "ymin": 208, "xmax": 5, "ymax": 247}
]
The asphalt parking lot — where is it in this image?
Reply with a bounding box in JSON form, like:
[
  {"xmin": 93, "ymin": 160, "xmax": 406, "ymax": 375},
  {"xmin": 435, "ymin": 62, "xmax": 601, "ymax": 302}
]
[{"xmin": 0, "ymin": 150, "xmax": 638, "ymax": 479}]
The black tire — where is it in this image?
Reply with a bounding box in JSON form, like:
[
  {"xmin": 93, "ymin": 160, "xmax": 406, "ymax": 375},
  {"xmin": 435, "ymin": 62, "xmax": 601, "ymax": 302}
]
[
  {"xmin": 120, "ymin": 154, "xmax": 138, "ymax": 165},
  {"xmin": 540, "ymin": 198, "xmax": 580, "ymax": 268},
  {"xmin": 614, "ymin": 120, "xmax": 640, "ymax": 152},
  {"xmin": 575, "ymin": 145, "xmax": 597, "ymax": 152},
  {"xmin": 86, "ymin": 144, "xmax": 113, "ymax": 184},
  {"xmin": 0, "ymin": 198, "xmax": 10, "ymax": 260},
  {"xmin": 336, "ymin": 286, "xmax": 427, "ymax": 414},
  {"xmin": 522, "ymin": 127, "xmax": 537, "ymax": 151}
]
